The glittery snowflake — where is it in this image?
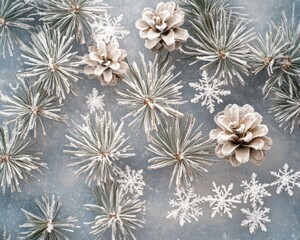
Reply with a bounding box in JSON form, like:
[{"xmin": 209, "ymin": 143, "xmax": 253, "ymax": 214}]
[
  {"xmin": 241, "ymin": 206, "xmax": 271, "ymax": 234},
  {"xmin": 203, "ymin": 182, "xmax": 241, "ymax": 218},
  {"xmin": 270, "ymin": 163, "xmax": 300, "ymax": 196},
  {"xmin": 86, "ymin": 88, "xmax": 105, "ymax": 114},
  {"xmin": 189, "ymin": 71, "xmax": 231, "ymax": 113},
  {"xmin": 116, "ymin": 165, "xmax": 145, "ymax": 196},
  {"xmin": 241, "ymin": 173, "xmax": 271, "ymax": 208},
  {"xmin": 167, "ymin": 187, "xmax": 203, "ymax": 226},
  {"xmin": 92, "ymin": 13, "xmax": 130, "ymax": 45}
]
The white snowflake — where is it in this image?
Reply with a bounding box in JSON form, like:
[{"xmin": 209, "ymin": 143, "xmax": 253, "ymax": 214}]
[
  {"xmin": 86, "ymin": 88, "xmax": 105, "ymax": 114},
  {"xmin": 116, "ymin": 165, "xmax": 145, "ymax": 196},
  {"xmin": 92, "ymin": 13, "xmax": 130, "ymax": 45},
  {"xmin": 241, "ymin": 173, "xmax": 271, "ymax": 208},
  {"xmin": 241, "ymin": 206, "xmax": 271, "ymax": 234},
  {"xmin": 166, "ymin": 187, "xmax": 203, "ymax": 226},
  {"xmin": 203, "ymin": 182, "xmax": 241, "ymax": 218},
  {"xmin": 189, "ymin": 70, "xmax": 231, "ymax": 113},
  {"xmin": 270, "ymin": 163, "xmax": 300, "ymax": 196}
]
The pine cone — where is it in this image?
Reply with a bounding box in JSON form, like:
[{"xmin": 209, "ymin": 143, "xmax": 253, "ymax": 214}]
[
  {"xmin": 135, "ymin": 1, "xmax": 189, "ymax": 52},
  {"xmin": 83, "ymin": 41, "xmax": 128, "ymax": 86},
  {"xmin": 210, "ymin": 104, "xmax": 272, "ymax": 166}
]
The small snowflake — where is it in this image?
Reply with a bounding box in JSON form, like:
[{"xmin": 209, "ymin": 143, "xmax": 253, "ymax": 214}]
[
  {"xmin": 116, "ymin": 165, "xmax": 146, "ymax": 196},
  {"xmin": 92, "ymin": 13, "xmax": 130, "ymax": 45},
  {"xmin": 167, "ymin": 187, "xmax": 203, "ymax": 226},
  {"xmin": 203, "ymin": 182, "xmax": 241, "ymax": 218},
  {"xmin": 86, "ymin": 88, "xmax": 105, "ymax": 114},
  {"xmin": 189, "ymin": 70, "xmax": 231, "ymax": 113},
  {"xmin": 241, "ymin": 173, "xmax": 271, "ymax": 207},
  {"xmin": 270, "ymin": 163, "xmax": 300, "ymax": 196},
  {"xmin": 241, "ymin": 206, "xmax": 271, "ymax": 234}
]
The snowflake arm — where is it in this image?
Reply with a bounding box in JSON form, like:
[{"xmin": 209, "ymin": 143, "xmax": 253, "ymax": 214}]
[
  {"xmin": 270, "ymin": 163, "xmax": 300, "ymax": 196},
  {"xmin": 116, "ymin": 165, "xmax": 145, "ymax": 196},
  {"xmin": 203, "ymin": 182, "xmax": 241, "ymax": 218},
  {"xmin": 241, "ymin": 173, "xmax": 271, "ymax": 207},
  {"xmin": 189, "ymin": 71, "xmax": 231, "ymax": 113},
  {"xmin": 86, "ymin": 88, "xmax": 105, "ymax": 114},
  {"xmin": 166, "ymin": 187, "xmax": 203, "ymax": 226},
  {"xmin": 241, "ymin": 206, "xmax": 270, "ymax": 234}
]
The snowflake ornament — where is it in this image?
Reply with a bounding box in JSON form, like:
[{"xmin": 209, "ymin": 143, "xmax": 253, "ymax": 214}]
[
  {"xmin": 116, "ymin": 165, "xmax": 146, "ymax": 196},
  {"xmin": 270, "ymin": 163, "xmax": 300, "ymax": 196},
  {"xmin": 92, "ymin": 13, "xmax": 130, "ymax": 45},
  {"xmin": 203, "ymin": 182, "xmax": 241, "ymax": 218},
  {"xmin": 189, "ymin": 71, "xmax": 231, "ymax": 113},
  {"xmin": 241, "ymin": 173, "xmax": 271, "ymax": 208},
  {"xmin": 167, "ymin": 187, "xmax": 203, "ymax": 226},
  {"xmin": 241, "ymin": 206, "xmax": 271, "ymax": 234},
  {"xmin": 86, "ymin": 88, "xmax": 105, "ymax": 114}
]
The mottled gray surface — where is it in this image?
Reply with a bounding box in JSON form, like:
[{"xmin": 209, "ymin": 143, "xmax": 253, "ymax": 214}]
[{"xmin": 1, "ymin": 0, "xmax": 300, "ymax": 239}]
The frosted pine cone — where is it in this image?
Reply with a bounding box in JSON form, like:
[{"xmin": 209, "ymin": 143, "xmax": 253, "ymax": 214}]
[
  {"xmin": 210, "ymin": 104, "xmax": 272, "ymax": 166},
  {"xmin": 83, "ymin": 41, "xmax": 128, "ymax": 86},
  {"xmin": 135, "ymin": 1, "xmax": 189, "ymax": 52}
]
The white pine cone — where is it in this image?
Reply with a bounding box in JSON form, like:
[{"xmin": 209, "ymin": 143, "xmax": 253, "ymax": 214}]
[
  {"xmin": 210, "ymin": 104, "xmax": 272, "ymax": 166},
  {"xmin": 135, "ymin": 1, "xmax": 189, "ymax": 52},
  {"xmin": 83, "ymin": 41, "xmax": 128, "ymax": 86}
]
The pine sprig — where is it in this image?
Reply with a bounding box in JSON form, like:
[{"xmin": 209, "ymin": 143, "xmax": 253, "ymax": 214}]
[
  {"xmin": 0, "ymin": 0, "xmax": 33, "ymax": 58},
  {"xmin": 84, "ymin": 182, "xmax": 145, "ymax": 240},
  {"xmin": 19, "ymin": 24, "xmax": 80, "ymax": 100},
  {"xmin": 2, "ymin": 227, "xmax": 11, "ymax": 240},
  {"xmin": 0, "ymin": 123, "xmax": 46, "ymax": 194},
  {"xmin": 65, "ymin": 111, "xmax": 135, "ymax": 186},
  {"xmin": 35, "ymin": 0, "xmax": 109, "ymax": 44},
  {"xmin": 0, "ymin": 80, "xmax": 68, "ymax": 137},
  {"xmin": 20, "ymin": 195, "xmax": 79, "ymax": 240},
  {"xmin": 182, "ymin": 10, "xmax": 255, "ymax": 85},
  {"xmin": 249, "ymin": 23, "xmax": 288, "ymax": 76},
  {"xmin": 148, "ymin": 114, "xmax": 216, "ymax": 188},
  {"xmin": 249, "ymin": 4, "xmax": 300, "ymax": 95},
  {"xmin": 269, "ymin": 80, "xmax": 300, "ymax": 133},
  {"xmin": 116, "ymin": 53, "xmax": 186, "ymax": 135},
  {"xmin": 176, "ymin": 0, "xmax": 244, "ymax": 21}
]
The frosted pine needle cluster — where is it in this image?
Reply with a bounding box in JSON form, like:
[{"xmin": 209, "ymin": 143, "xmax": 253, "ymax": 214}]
[
  {"xmin": 65, "ymin": 111, "xmax": 135, "ymax": 186},
  {"xmin": 2, "ymin": 227, "xmax": 11, "ymax": 240},
  {"xmin": 92, "ymin": 13, "xmax": 130, "ymax": 45},
  {"xmin": 269, "ymin": 82, "xmax": 300, "ymax": 133},
  {"xmin": 84, "ymin": 182, "xmax": 145, "ymax": 240},
  {"xmin": 250, "ymin": 4, "xmax": 300, "ymax": 95},
  {"xmin": 117, "ymin": 53, "xmax": 186, "ymax": 134},
  {"xmin": 0, "ymin": 123, "xmax": 46, "ymax": 194},
  {"xmin": 19, "ymin": 25, "xmax": 80, "ymax": 101},
  {"xmin": 35, "ymin": 0, "xmax": 108, "ymax": 44},
  {"xmin": 148, "ymin": 115, "xmax": 215, "ymax": 188},
  {"xmin": 86, "ymin": 88, "xmax": 105, "ymax": 114},
  {"xmin": 20, "ymin": 195, "xmax": 79, "ymax": 240},
  {"xmin": 189, "ymin": 70, "xmax": 231, "ymax": 113},
  {"xmin": 0, "ymin": 0, "xmax": 33, "ymax": 58},
  {"xmin": 177, "ymin": 0, "xmax": 244, "ymax": 21},
  {"xmin": 182, "ymin": 9, "xmax": 254, "ymax": 85},
  {"xmin": 0, "ymin": 80, "xmax": 67, "ymax": 137},
  {"xmin": 167, "ymin": 187, "xmax": 203, "ymax": 226}
]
